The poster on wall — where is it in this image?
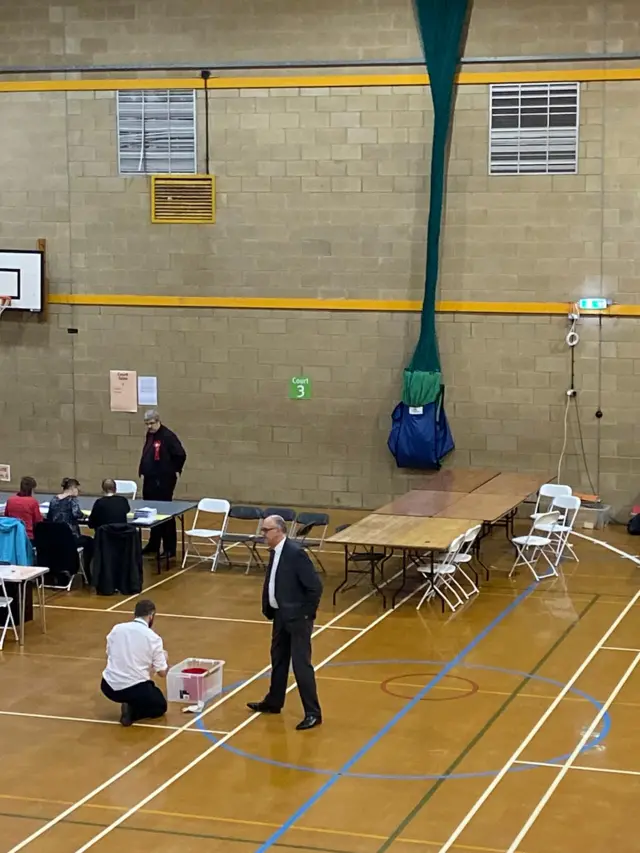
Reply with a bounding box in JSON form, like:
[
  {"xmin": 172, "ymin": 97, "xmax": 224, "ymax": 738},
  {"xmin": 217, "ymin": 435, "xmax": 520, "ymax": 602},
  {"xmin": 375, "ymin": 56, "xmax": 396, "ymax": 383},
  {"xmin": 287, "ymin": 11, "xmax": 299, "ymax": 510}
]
[
  {"xmin": 0, "ymin": 464, "xmax": 10, "ymax": 482},
  {"xmin": 138, "ymin": 376, "xmax": 158, "ymax": 406},
  {"xmin": 109, "ymin": 370, "xmax": 138, "ymax": 412}
]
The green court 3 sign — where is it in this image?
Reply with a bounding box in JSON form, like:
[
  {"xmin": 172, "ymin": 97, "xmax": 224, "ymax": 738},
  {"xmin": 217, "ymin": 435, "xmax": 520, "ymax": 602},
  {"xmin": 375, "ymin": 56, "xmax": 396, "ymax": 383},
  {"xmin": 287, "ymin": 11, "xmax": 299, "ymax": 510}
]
[{"xmin": 289, "ymin": 376, "xmax": 312, "ymax": 399}]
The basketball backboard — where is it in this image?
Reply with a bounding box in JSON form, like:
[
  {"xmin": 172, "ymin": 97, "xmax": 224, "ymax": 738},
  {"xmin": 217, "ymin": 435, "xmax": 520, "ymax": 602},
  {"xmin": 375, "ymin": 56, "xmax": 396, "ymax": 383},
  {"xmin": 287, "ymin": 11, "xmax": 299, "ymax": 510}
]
[{"xmin": 0, "ymin": 249, "xmax": 44, "ymax": 312}]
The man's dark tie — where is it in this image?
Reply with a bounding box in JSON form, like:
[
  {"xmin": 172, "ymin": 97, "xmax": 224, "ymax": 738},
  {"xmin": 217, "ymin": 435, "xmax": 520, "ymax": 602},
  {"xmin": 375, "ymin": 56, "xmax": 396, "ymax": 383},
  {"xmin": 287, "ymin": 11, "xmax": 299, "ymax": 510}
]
[{"xmin": 267, "ymin": 549, "xmax": 275, "ymax": 575}]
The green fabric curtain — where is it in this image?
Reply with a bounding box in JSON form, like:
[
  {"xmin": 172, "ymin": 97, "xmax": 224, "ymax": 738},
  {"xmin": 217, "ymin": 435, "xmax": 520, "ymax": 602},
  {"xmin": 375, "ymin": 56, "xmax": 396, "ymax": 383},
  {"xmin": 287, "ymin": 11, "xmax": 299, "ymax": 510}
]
[{"xmin": 403, "ymin": 0, "xmax": 471, "ymax": 407}]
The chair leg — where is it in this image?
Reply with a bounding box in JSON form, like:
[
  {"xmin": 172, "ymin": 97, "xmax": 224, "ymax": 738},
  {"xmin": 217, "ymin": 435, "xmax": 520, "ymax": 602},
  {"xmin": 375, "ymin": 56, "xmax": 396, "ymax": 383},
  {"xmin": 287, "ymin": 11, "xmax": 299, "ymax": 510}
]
[
  {"xmin": 78, "ymin": 549, "xmax": 88, "ymax": 585},
  {"xmin": 0, "ymin": 606, "xmax": 18, "ymax": 649},
  {"xmin": 415, "ymin": 583, "xmax": 434, "ymax": 611},
  {"xmin": 210, "ymin": 538, "xmax": 223, "ymax": 572},
  {"xmin": 309, "ymin": 549, "xmax": 326, "ymax": 574}
]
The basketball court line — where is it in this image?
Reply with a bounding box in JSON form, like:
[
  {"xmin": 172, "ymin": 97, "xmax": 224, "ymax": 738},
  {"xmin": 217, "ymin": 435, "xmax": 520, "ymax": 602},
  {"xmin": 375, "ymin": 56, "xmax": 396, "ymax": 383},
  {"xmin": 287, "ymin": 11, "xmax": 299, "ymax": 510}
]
[
  {"xmin": 0, "ymin": 802, "xmax": 512, "ymax": 853},
  {"xmin": 105, "ymin": 543, "xmax": 245, "ymax": 610},
  {"xmin": 5, "ymin": 568, "xmax": 406, "ymax": 853},
  {"xmin": 253, "ymin": 584, "xmax": 537, "ymax": 853},
  {"xmin": 0, "ymin": 791, "xmax": 508, "ymax": 852},
  {"xmin": 514, "ymin": 760, "xmax": 640, "ymax": 777},
  {"xmin": 602, "ymin": 645, "xmax": 640, "ymax": 652},
  {"xmin": 437, "ymin": 586, "xmax": 640, "ymax": 853},
  {"xmin": 65, "ymin": 580, "xmax": 428, "ymax": 853},
  {"xmin": 0, "ymin": 709, "xmax": 229, "ymax": 735},
  {"xmin": 40, "ymin": 603, "xmax": 361, "ymax": 630},
  {"xmin": 505, "ymin": 650, "xmax": 640, "ymax": 852}
]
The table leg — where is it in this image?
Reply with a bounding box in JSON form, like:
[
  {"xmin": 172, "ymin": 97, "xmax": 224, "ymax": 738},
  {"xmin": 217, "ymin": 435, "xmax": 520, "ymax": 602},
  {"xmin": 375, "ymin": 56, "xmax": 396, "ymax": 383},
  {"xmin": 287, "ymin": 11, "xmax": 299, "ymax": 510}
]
[
  {"xmin": 37, "ymin": 578, "xmax": 47, "ymax": 634},
  {"xmin": 19, "ymin": 582, "xmax": 25, "ymax": 646},
  {"xmin": 180, "ymin": 513, "xmax": 185, "ymax": 559},
  {"xmin": 391, "ymin": 549, "xmax": 408, "ymax": 609},
  {"xmin": 332, "ymin": 546, "xmax": 350, "ymax": 605},
  {"xmin": 369, "ymin": 553, "xmax": 387, "ymax": 609}
]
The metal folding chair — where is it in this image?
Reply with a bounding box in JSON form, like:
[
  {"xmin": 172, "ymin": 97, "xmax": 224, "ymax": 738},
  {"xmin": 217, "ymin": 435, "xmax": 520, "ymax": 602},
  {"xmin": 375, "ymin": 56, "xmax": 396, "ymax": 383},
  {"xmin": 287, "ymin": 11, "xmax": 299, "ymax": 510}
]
[
  {"xmin": 292, "ymin": 512, "xmax": 329, "ymax": 573},
  {"xmin": 416, "ymin": 533, "xmax": 467, "ymax": 613},
  {"xmin": 182, "ymin": 499, "xmax": 230, "ymax": 571},
  {"xmin": 509, "ymin": 511, "xmax": 561, "ymax": 581},
  {"xmin": 220, "ymin": 505, "xmax": 265, "ymax": 573},
  {"xmin": 0, "ymin": 575, "xmax": 19, "ymax": 649}
]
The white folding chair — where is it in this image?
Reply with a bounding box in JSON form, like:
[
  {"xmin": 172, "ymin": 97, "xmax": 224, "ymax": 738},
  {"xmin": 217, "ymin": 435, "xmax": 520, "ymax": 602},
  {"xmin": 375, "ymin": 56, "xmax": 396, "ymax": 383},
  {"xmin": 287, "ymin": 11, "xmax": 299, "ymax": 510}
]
[
  {"xmin": 531, "ymin": 484, "xmax": 572, "ymax": 519},
  {"xmin": 535, "ymin": 495, "xmax": 581, "ymax": 566},
  {"xmin": 182, "ymin": 499, "xmax": 230, "ymax": 572},
  {"xmin": 416, "ymin": 534, "xmax": 467, "ymax": 613},
  {"xmin": 510, "ymin": 511, "xmax": 561, "ymax": 581},
  {"xmin": 115, "ymin": 480, "xmax": 138, "ymax": 500},
  {"xmin": 0, "ymin": 577, "xmax": 19, "ymax": 650},
  {"xmin": 449, "ymin": 524, "xmax": 482, "ymax": 599}
]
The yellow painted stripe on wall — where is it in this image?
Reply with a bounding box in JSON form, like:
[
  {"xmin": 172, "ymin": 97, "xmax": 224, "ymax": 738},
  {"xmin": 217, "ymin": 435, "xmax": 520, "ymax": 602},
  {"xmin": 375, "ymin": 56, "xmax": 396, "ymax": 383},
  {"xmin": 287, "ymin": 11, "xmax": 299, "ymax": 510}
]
[
  {"xmin": 47, "ymin": 293, "xmax": 638, "ymax": 317},
  {"xmin": 2, "ymin": 67, "xmax": 640, "ymax": 94}
]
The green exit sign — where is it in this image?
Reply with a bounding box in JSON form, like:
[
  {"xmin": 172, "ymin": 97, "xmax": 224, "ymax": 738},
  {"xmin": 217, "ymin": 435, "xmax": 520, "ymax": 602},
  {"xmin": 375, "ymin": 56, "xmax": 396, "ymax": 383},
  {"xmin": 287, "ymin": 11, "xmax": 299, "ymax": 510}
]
[{"xmin": 289, "ymin": 376, "xmax": 312, "ymax": 399}]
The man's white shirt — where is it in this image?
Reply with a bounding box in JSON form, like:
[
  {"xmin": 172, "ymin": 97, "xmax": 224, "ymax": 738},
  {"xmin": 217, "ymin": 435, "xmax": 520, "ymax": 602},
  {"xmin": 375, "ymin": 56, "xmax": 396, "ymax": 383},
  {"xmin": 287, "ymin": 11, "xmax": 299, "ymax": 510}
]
[
  {"xmin": 268, "ymin": 537, "xmax": 286, "ymax": 609},
  {"xmin": 103, "ymin": 618, "xmax": 167, "ymax": 691}
]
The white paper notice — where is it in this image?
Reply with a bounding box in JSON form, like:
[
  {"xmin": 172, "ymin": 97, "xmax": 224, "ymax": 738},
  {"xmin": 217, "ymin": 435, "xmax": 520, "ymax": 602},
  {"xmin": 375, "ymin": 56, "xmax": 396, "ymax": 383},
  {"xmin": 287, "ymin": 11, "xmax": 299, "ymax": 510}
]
[
  {"xmin": 0, "ymin": 464, "xmax": 10, "ymax": 482},
  {"xmin": 109, "ymin": 370, "xmax": 138, "ymax": 413},
  {"xmin": 138, "ymin": 375, "xmax": 158, "ymax": 406}
]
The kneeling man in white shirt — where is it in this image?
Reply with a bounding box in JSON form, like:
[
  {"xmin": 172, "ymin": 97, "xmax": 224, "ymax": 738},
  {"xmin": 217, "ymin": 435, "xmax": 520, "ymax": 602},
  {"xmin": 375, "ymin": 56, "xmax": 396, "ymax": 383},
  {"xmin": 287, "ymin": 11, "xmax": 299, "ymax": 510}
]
[{"xmin": 101, "ymin": 599, "xmax": 168, "ymax": 727}]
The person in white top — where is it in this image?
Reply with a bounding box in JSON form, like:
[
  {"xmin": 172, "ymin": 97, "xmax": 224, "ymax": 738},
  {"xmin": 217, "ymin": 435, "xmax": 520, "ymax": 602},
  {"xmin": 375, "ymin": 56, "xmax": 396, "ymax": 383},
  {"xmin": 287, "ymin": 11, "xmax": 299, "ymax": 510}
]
[{"xmin": 101, "ymin": 599, "xmax": 168, "ymax": 727}]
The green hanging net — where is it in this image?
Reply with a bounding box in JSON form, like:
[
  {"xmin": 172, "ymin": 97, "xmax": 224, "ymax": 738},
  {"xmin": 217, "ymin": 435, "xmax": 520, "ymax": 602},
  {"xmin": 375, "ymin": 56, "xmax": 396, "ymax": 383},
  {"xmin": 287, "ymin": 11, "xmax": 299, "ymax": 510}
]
[{"xmin": 403, "ymin": 0, "xmax": 471, "ymax": 407}]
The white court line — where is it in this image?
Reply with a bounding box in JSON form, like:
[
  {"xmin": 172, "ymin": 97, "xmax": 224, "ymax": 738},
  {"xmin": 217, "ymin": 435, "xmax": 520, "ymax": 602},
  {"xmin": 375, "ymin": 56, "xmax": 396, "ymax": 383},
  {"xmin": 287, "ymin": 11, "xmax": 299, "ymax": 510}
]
[
  {"xmin": 505, "ymin": 651, "xmax": 640, "ymax": 853},
  {"xmin": 602, "ymin": 646, "xmax": 640, "ymax": 653},
  {"xmin": 515, "ymin": 759, "xmax": 640, "ymax": 778},
  {"xmin": 0, "ymin": 709, "xmax": 229, "ymax": 735},
  {"xmin": 40, "ymin": 603, "xmax": 361, "ymax": 630},
  {"xmin": 438, "ymin": 586, "xmax": 640, "ymax": 853},
  {"xmin": 105, "ymin": 566, "xmax": 194, "ymax": 611},
  {"xmin": 105, "ymin": 543, "xmax": 244, "ymax": 611},
  {"xmin": 70, "ymin": 579, "xmax": 425, "ymax": 853},
  {"xmin": 7, "ymin": 568, "xmax": 404, "ymax": 853}
]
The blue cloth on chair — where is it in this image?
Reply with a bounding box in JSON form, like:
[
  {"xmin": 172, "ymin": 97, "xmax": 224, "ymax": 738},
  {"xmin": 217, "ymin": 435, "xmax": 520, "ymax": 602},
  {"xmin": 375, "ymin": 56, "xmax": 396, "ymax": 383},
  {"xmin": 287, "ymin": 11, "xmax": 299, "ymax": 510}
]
[{"xmin": 0, "ymin": 517, "xmax": 33, "ymax": 566}]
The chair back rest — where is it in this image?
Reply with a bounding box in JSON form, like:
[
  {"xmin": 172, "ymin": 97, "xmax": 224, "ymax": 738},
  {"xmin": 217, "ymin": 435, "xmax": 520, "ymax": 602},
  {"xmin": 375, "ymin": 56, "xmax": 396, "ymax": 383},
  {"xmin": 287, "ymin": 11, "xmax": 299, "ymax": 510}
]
[
  {"xmin": 263, "ymin": 507, "xmax": 297, "ymax": 524},
  {"xmin": 551, "ymin": 495, "xmax": 581, "ymax": 526},
  {"xmin": 33, "ymin": 522, "xmax": 78, "ymax": 577},
  {"xmin": 294, "ymin": 512, "xmax": 329, "ymax": 544},
  {"xmin": 534, "ymin": 483, "xmax": 572, "ymax": 514},
  {"xmin": 229, "ymin": 505, "xmax": 263, "ymax": 521},
  {"xmin": 115, "ymin": 480, "xmax": 137, "ymax": 499},
  {"xmin": 227, "ymin": 504, "xmax": 263, "ymax": 536},
  {"xmin": 194, "ymin": 499, "xmax": 231, "ymax": 534},
  {"xmin": 458, "ymin": 524, "xmax": 482, "ymax": 555},
  {"xmin": 442, "ymin": 533, "xmax": 465, "ymax": 564},
  {"xmin": 532, "ymin": 511, "xmax": 561, "ymax": 534},
  {"xmin": 198, "ymin": 498, "xmax": 231, "ymax": 515},
  {"xmin": 463, "ymin": 524, "xmax": 482, "ymax": 543}
]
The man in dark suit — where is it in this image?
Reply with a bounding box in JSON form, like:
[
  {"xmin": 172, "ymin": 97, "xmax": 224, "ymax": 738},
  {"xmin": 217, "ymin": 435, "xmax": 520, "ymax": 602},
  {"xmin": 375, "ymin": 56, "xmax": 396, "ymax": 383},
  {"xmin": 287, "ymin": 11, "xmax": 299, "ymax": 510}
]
[
  {"xmin": 138, "ymin": 409, "xmax": 186, "ymax": 559},
  {"xmin": 247, "ymin": 515, "xmax": 323, "ymax": 730}
]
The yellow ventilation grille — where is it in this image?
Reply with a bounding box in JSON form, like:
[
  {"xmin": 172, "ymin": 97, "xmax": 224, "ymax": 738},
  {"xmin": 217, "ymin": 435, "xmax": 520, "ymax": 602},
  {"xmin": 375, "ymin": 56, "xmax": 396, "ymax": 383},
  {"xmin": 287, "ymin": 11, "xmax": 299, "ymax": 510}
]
[{"xmin": 151, "ymin": 175, "xmax": 215, "ymax": 224}]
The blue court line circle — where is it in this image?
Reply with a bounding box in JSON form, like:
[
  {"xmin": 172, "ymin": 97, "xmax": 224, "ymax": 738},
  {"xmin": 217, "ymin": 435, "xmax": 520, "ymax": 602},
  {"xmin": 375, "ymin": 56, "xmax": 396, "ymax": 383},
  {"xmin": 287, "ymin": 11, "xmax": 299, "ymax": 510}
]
[{"xmin": 195, "ymin": 658, "xmax": 610, "ymax": 781}]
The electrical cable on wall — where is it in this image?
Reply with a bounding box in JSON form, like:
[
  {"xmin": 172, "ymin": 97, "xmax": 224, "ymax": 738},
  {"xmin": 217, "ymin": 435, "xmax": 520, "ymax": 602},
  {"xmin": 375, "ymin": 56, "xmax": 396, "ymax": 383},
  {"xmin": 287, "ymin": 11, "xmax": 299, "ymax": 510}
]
[{"xmin": 556, "ymin": 303, "xmax": 597, "ymax": 495}]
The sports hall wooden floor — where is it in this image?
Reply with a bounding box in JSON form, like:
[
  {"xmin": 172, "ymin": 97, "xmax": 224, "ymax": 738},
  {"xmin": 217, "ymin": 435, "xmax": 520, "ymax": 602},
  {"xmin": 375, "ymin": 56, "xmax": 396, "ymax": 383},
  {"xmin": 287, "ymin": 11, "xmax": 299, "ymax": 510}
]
[{"xmin": 1, "ymin": 508, "xmax": 639, "ymax": 853}]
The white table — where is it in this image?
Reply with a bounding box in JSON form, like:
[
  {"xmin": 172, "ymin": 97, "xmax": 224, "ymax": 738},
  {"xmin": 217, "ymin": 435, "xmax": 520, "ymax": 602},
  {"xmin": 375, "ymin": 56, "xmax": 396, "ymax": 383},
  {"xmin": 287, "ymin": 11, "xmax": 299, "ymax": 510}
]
[{"xmin": 0, "ymin": 565, "xmax": 49, "ymax": 646}]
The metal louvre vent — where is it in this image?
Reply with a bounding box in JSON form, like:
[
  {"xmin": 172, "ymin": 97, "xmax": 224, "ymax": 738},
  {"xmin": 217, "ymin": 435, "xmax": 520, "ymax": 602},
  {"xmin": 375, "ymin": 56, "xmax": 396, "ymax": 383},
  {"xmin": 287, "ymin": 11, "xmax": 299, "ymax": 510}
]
[
  {"xmin": 489, "ymin": 82, "xmax": 580, "ymax": 175},
  {"xmin": 117, "ymin": 89, "xmax": 197, "ymax": 175},
  {"xmin": 151, "ymin": 175, "xmax": 215, "ymax": 224}
]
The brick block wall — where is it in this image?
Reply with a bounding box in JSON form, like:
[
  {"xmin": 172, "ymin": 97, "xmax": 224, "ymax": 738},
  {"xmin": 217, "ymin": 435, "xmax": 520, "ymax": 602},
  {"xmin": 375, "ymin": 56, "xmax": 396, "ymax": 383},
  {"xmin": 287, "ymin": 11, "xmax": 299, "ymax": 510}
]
[
  {"xmin": 0, "ymin": 0, "xmax": 627, "ymax": 68},
  {"xmin": 1, "ymin": 1, "xmax": 640, "ymax": 510}
]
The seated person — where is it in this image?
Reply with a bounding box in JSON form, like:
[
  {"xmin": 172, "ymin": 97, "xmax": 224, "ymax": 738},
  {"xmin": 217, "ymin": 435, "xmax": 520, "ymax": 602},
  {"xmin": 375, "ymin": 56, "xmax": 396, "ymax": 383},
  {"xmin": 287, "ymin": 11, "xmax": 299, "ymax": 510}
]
[
  {"xmin": 101, "ymin": 599, "xmax": 168, "ymax": 727},
  {"xmin": 4, "ymin": 476, "xmax": 42, "ymax": 542},
  {"xmin": 88, "ymin": 478, "xmax": 131, "ymax": 530},
  {"xmin": 48, "ymin": 477, "xmax": 94, "ymax": 572}
]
